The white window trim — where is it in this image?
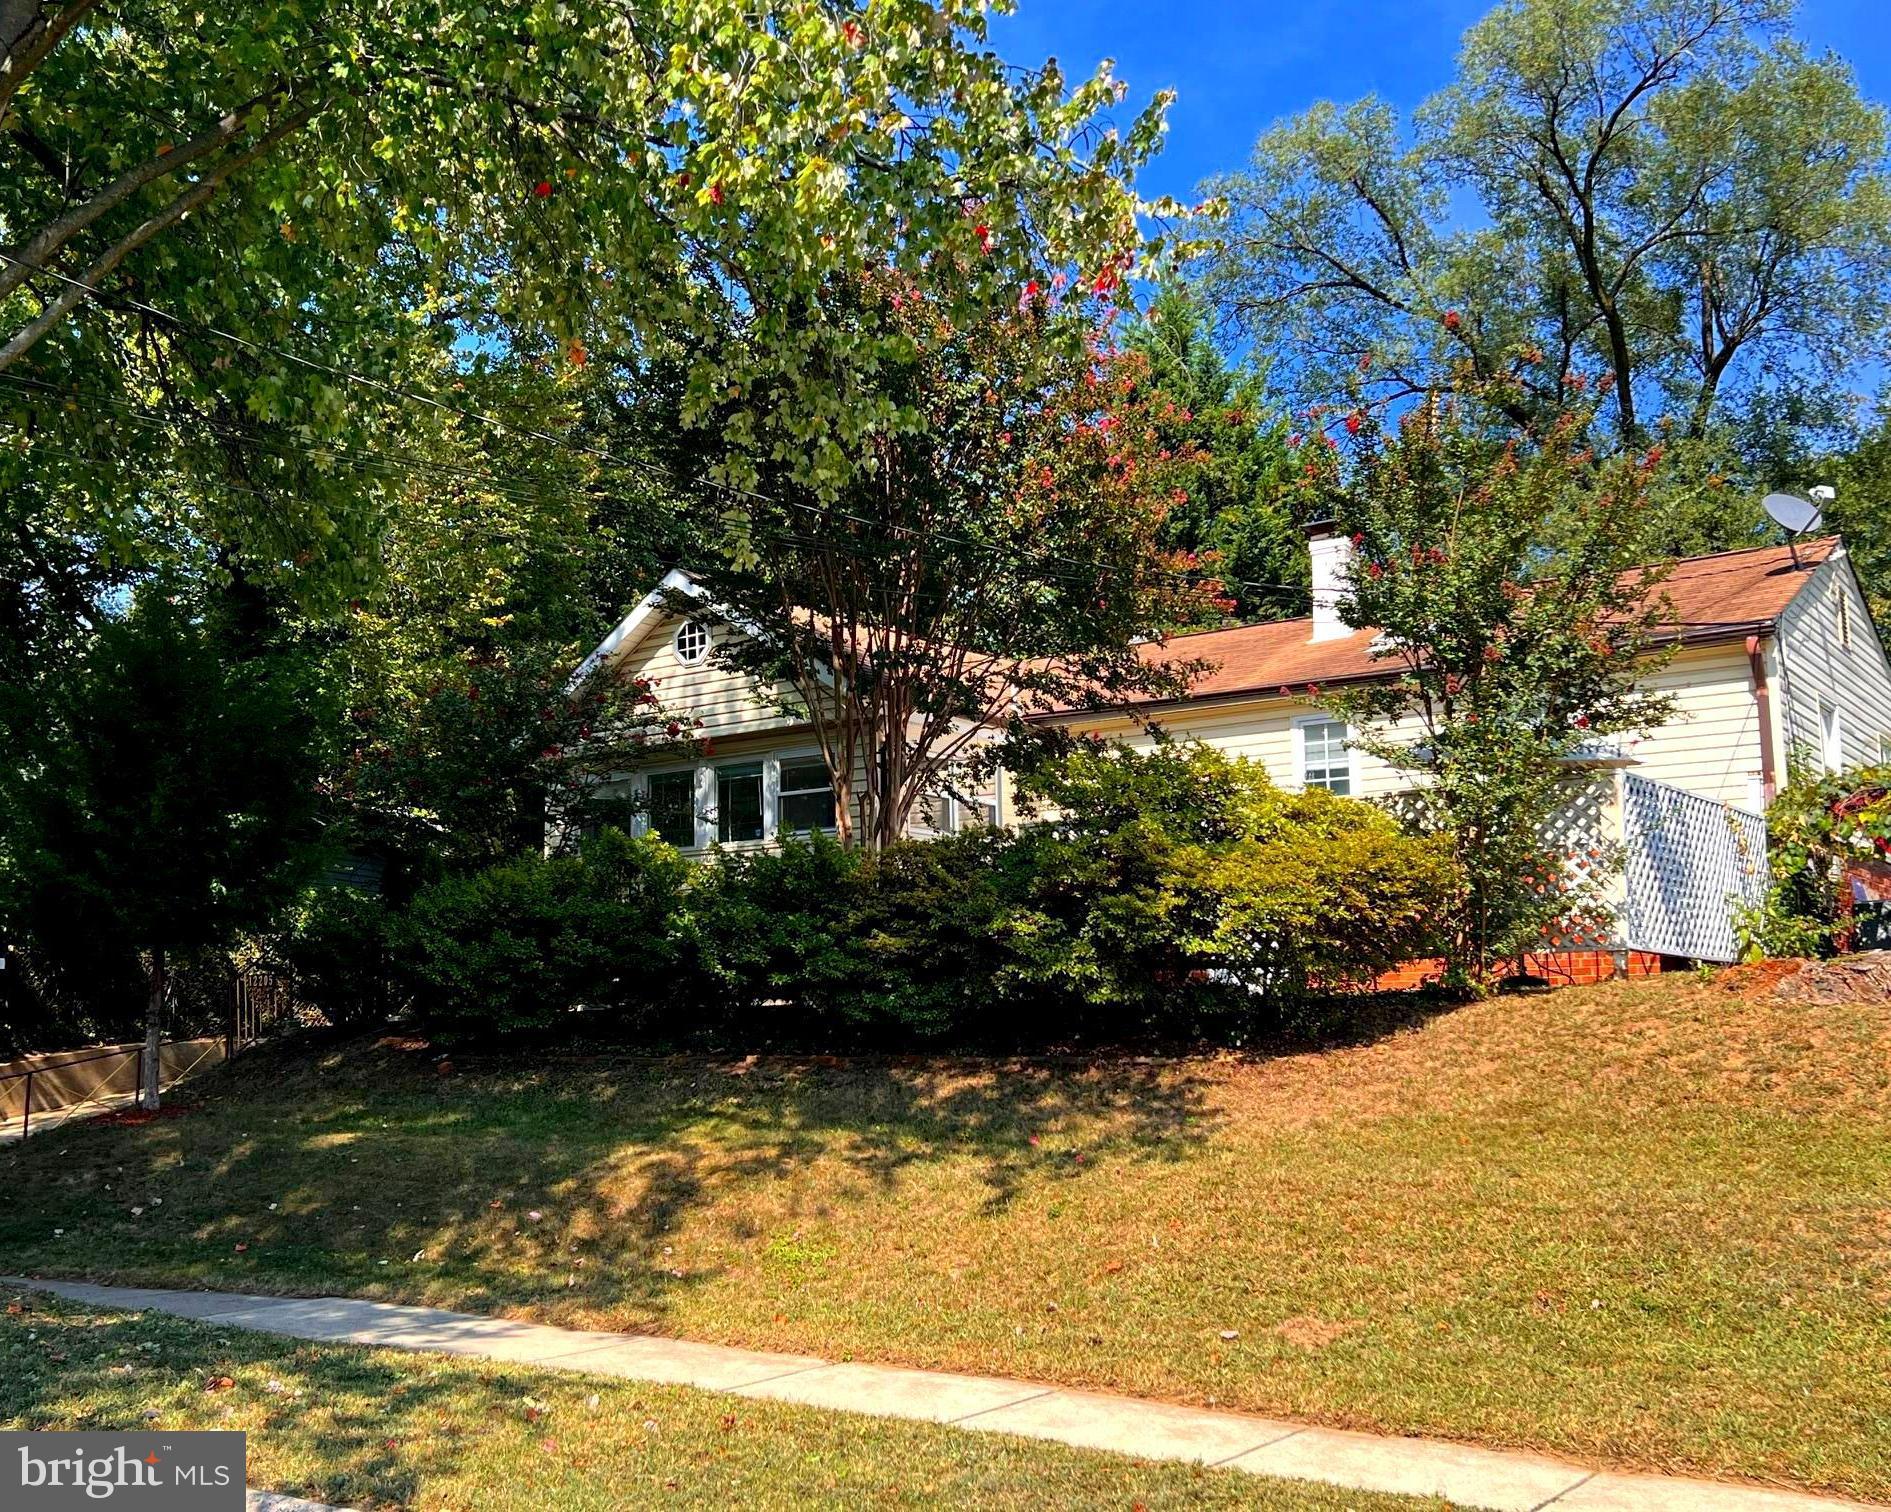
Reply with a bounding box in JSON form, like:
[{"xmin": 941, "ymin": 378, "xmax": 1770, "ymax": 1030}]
[
  {"xmin": 1292, "ymin": 712, "xmax": 1355, "ymax": 795},
  {"xmin": 774, "ymin": 746, "xmax": 841, "ymax": 838},
  {"xmin": 634, "ymin": 763, "xmax": 703, "ymax": 850},
  {"xmin": 711, "ymin": 756, "xmax": 770, "ymax": 846},
  {"xmin": 633, "ymin": 748, "xmax": 839, "ymax": 850},
  {"xmin": 1819, "ymin": 702, "xmax": 1844, "ymax": 774},
  {"xmin": 940, "ymin": 766, "xmax": 1004, "ymax": 833},
  {"xmin": 673, "ymin": 619, "xmax": 711, "ymax": 665}
]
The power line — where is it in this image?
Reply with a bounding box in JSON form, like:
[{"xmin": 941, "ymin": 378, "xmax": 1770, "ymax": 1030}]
[{"xmin": 0, "ymin": 247, "xmax": 1314, "ymax": 605}]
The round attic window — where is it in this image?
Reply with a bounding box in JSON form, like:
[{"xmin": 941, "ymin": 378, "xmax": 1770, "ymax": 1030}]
[{"xmin": 674, "ymin": 620, "xmax": 710, "ymax": 665}]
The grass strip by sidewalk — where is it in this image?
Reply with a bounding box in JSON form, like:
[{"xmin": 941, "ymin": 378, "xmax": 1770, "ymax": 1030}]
[{"xmin": 0, "ymin": 1291, "xmax": 1452, "ymax": 1511}]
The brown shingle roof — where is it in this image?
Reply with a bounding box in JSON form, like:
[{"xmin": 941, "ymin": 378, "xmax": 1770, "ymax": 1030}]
[{"xmin": 1039, "ymin": 538, "xmax": 1839, "ymax": 716}]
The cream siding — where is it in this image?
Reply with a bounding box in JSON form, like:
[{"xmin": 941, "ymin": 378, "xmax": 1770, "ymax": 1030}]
[
  {"xmin": 1774, "ymin": 550, "xmax": 1891, "ymax": 775},
  {"xmin": 1614, "ymin": 645, "xmax": 1767, "ymax": 809},
  {"xmin": 1046, "ymin": 646, "xmax": 1774, "ymax": 810},
  {"xmin": 613, "ymin": 613, "xmax": 807, "ymax": 739},
  {"xmin": 1038, "ymin": 701, "xmax": 1430, "ymax": 799}
]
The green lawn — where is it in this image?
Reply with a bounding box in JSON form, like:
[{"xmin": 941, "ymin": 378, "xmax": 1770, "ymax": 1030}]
[
  {"xmin": 0, "ymin": 1292, "xmax": 1447, "ymax": 1510},
  {"xmin": 2, "ymin": 970, "xmax": 1886, "ymax": 1500}
]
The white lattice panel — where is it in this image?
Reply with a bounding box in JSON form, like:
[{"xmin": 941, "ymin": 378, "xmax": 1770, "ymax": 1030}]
[{"xmin": 1621, "ymin": 774, "xmax": 1767, "ymax": 962}]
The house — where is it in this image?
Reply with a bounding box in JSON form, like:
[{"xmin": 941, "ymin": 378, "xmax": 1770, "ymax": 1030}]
[
  {"xmin": 567, "ymin": 570, "xmax": 1002, "ymax": 852},
  {"xmin": 1028, "ymin": 530, "xmax": 1891, "ymax": 814},
  {"xmin": 573, "ymin": 531, "xmax": 1891, "ymax": 963}
]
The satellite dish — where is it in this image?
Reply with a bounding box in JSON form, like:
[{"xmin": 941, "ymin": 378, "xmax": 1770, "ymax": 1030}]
[{"xmin": 1762, "ymin": 491, "xmax": 1824, "ymax": 535}]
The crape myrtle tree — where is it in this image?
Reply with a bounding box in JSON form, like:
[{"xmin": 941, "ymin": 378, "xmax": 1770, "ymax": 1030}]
[
  {"xmin": 680, "ymin": 272, "xmax": 1225, "ymax": 851},
  {"xmin": 2, "ymin": 0, "xmax": 1177, "ymax": 609},
  {"xmin": 1315, "ymin": 385, "xmax": 1678, "ymax": 985},
  {"xmin": 0, "ymin": 581, "xmax": 330, "ymax": 1103},
  {"xmin": 1200, "ymin": 0, "xmax": 1891, "ymax": 545}
]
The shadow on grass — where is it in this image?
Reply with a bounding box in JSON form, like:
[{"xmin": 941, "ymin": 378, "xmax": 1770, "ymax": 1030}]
[
  {"xmin": 0, "ymin": 1026, "xmax": 1274, "ymax": 1326},
  {"xmin": 0, "ymin": 1296, "xmax": 559, "ymax": 1508}
]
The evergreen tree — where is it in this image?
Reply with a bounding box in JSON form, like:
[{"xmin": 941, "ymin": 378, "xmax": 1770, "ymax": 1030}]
[
  {"xmin": 0, "ymin": 583, "xmax": 330, "ymax": 1096},
  {"xmin": 1127, "ymin": 286, "xmax": 1307, "ymax": 623}
]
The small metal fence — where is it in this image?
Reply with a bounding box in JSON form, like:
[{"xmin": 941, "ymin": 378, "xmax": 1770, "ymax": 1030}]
[{"xmin": 2, "ymin": 969, "xmax": 302, "ymax": 1143}]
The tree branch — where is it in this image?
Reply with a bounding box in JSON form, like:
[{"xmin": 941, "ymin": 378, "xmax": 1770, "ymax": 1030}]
[
  {"xmin": 0, "ymin": 101, "xmax": 318, "ymax": 371},
  {"xmin": 0, "ymin": 86, "xmax": 292, "ymax": 305},
  {"xmin": 0, "ymin": 0, "xmax": 100, "ymax": 117}
]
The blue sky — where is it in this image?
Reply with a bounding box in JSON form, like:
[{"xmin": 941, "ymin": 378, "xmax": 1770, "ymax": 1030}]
[{"xmin": 990, "ymin": 0, "xmax": 1891, "ymax": 211}]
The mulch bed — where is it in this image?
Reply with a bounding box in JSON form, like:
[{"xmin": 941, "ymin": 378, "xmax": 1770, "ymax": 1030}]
[
  {"xmin": 1715, "ymin": 957, "xmax": 1809, "ymax": 995},
  {"xmin": 92, "ymin": 1103, "xmax": 194, "ymax": 1128}
]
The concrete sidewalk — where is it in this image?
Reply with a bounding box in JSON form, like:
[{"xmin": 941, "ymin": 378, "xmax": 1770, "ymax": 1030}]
[
  {"xmin": 13, "ymin": 1278, "xmax": 1877, "ymax": 1512},
  {"xmin": 248, "ymin": 1492, "xmax": 353, "ymax": 1512}
]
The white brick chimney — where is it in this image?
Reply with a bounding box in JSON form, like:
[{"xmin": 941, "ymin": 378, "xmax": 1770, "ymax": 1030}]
[{"xmin": 1305, "ymin": 516, "xmax": 1354, "ymax": 642}]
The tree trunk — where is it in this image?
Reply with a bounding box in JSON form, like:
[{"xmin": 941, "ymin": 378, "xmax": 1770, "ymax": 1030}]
[{"xmin": 140, "ymin": 947, "xmax": 165, "ymax": 1111}]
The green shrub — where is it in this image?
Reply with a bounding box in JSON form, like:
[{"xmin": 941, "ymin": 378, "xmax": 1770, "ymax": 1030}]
[
  {"xmin": 278, "ymin": 887, "xmax": 406, "ymax": 1027},
  {"xmin": 1732, "ymin": 882, "xmax": 1837, "ymax": 963},
  {"xmin": 998, "ymin": 743, "xmax": 1458, "ymax": 1035},
  {"xmin": 1738, "ymin": 761, "xmax": 1891, "ymax": 959},
  {"xmin": 679, "ymin": 835, "xmax": 862, "ymax": 1035},
  {"xmin": 401, "ymin": 828, "xmax": 689, "ymax": 1040},
  {"xmin": 388, "ymin": 745, "xmax": 1457, "ymax": 1048},
  {"xmin": 820, "ymin": 832, "xmax": 1010, "ymax": 1038},
  {"xmin": 682, "ymin": 832, "xmax": 1010, "ymax": 1043}
]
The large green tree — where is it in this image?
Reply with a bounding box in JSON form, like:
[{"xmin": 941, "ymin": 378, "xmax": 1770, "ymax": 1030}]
[
  {"xmin": 329, "ymin": 361, "xmax": 702, "ymax": 875},
  {"xmin": 0, "ymin": 582, "xmax": 330, "ymax": 1095},
  {"xmin": 1201, "ymin": 0, "xmax": 1891, "ymax": 473},
  {"xmin": 678, "ymin": 275, "xmax": 1218, "ymax": 849},
  {"xmin": 3, "ymin": 0, "xmax": 1174, "ymax": 604},
  {"xmin": 1779, "ymin": 395, "xmax": 1891, "ymax": 627},
  {"xmin": 1124, "ymin": 285, "xmax": 1306, "ymax": 622}
]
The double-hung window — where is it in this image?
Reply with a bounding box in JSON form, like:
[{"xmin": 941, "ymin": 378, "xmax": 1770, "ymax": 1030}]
[
  {"xmin": 1299, "ymin": 718, "xmax": 1353, "ymax": 795},
  {"xmin": 645, "ymin": 770, "xmax": 697, "ymax": 848},
  {"xmin": 777, "ymin": 757, "xmax": 836, "ymax": 834},
  {"xmin": 716, "ymin": 761, "xmax": 766, "ymax": 843},
  {"xmin": 950, "ymin": 789, "xmax": 1000, "ymax": 830}
]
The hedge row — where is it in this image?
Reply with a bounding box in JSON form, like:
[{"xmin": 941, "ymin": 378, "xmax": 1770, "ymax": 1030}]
[{"xmin": 284, "ymin": 746, "xmax": 1459, "ymax": 1046}]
